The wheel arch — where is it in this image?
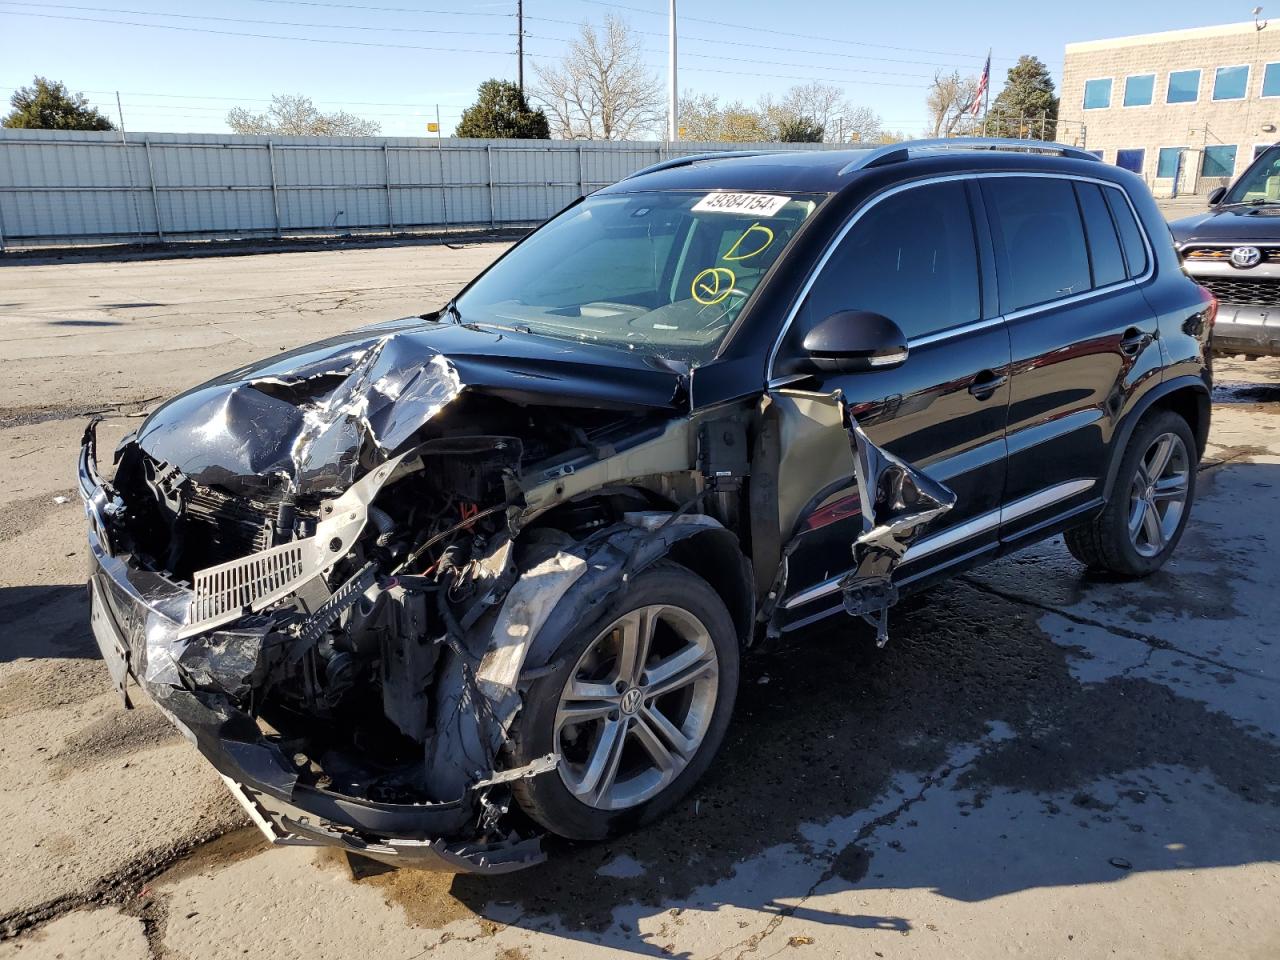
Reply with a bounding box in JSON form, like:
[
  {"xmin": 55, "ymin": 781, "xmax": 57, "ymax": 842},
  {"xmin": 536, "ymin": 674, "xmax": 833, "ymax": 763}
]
[{"xmin": 1102, "ymin": 375, "xmax": 1210, "ymax": 501}]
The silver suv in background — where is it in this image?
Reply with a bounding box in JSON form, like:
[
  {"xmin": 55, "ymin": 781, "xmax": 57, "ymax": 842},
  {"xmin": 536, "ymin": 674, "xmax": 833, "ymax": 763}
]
[{"xmin": 1170, "ymin": 143, "xmax": 1280, "ymax": 358}]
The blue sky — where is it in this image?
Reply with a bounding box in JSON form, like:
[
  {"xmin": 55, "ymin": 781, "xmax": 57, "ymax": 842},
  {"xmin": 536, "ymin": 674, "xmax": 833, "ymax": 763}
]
[{"xmin": 0, "ymin": 0, "xmax": 1258, "ymax": 137}]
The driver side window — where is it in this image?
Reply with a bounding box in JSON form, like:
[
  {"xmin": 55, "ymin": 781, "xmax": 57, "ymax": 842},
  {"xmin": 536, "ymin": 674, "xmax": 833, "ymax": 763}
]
[{"xmin": 797, "ymin": 181, "xmax": 981, "ymax": 345}]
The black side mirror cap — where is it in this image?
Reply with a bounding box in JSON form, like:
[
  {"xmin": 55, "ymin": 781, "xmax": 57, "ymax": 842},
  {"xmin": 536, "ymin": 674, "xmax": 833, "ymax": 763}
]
[
  {"xmin": 801, "ymin": 310, "xmax": 909, "ymax": 374},
  {"xmin": 1207, "ymin": 186, "xmax": 1227, "ymax": 206}
]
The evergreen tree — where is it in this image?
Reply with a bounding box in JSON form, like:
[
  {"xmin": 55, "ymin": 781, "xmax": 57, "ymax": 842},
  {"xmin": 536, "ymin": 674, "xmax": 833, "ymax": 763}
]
[
  {"xmin": 3, "ymin": 77, "xmax": 114, "ymax": 131},
  {"xmin": 776, "ymin": 116, "xmax": 825, "ymax": 143},
  {"xmin": 986, "ymin": 56, "xmax": 1059, "ymax": 140},
  {"xmin": 456, "ymin": 80, "xmax": 550, "ymax": 139}
]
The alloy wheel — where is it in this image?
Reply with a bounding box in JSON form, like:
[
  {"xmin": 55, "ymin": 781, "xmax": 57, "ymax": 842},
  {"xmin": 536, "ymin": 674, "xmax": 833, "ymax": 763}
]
[
  {"xmin": 1128, "ymin": 431, "xmax": 1190, "ymax": 559},
  {"xmin": 554, "ymin": 604, "xmax": 719, "ymax": 811}
]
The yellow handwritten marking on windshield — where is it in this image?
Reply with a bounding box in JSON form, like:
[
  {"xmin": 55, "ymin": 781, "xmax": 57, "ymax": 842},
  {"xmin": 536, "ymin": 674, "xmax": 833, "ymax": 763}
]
[
  {"xmin": 692, "ymin": 267, "xmax": 736, "ymax": 305},
  {"xmin": 723, "ymin": 223, "xmax": 775, "ymax": 262}
]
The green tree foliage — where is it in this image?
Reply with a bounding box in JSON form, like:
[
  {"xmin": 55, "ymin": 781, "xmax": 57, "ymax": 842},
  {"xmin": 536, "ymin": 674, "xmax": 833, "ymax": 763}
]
[
  {"xmin": 986, "ymin": 55, "xmax": 1059, "ymax": 139},
  {"xmin": 455, "ymin": 80, "xmax": 550, "ymax": 139},
  {"xmin": 777, "ymin": 116, "xmax": 825, "ymax": 143},
  {"xmin": 3, "ymin": 76, "xmax": 114, "ymax": 130}
]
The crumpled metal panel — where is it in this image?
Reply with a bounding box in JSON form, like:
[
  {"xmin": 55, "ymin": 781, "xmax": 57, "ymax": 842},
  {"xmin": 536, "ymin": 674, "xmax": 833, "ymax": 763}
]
[{"xmin": 839, "ymin": 406, "xmax": 957, "ymax": 646}]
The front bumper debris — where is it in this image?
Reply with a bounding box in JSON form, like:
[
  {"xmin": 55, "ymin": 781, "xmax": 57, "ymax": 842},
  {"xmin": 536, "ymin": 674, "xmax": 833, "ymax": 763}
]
[{"xmin": 78, "ymin": 421, "xmax": 544, "ymax": 873}]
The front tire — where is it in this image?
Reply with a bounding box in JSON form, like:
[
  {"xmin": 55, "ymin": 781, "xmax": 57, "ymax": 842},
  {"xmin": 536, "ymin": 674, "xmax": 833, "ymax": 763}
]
[
  {"xmin": 1065, "ymin": 409, "xmax": 1197, "ymax": 576},
  {"xmin": 509, "ymin": 561, "xmax": 739, "ymax": 841}
]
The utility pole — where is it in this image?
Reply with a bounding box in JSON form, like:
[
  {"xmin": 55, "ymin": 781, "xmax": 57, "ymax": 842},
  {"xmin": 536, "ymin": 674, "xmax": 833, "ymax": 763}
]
[
  {"xmin": 114, "ymin": 91, "xmax": 127, "ymax": 143},
  {"xmin": 517, "ymin": 0, "xmax": 524, "ymax": 96},
  {"xmin": 667, "ymin": 0, "xmax": 678, "ymax": 141}
]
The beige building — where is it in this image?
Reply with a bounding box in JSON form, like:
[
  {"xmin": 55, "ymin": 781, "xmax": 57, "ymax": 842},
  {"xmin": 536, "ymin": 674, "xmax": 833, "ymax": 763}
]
[{"xmin": 1058, "ymin": 20, "xmax": 1280, "ymax": 196}]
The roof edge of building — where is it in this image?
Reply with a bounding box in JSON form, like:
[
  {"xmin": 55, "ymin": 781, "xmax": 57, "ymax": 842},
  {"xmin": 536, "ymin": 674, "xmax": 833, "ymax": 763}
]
[{"xmin": 1065, "ymin": 20, "xmax": 1259, "ymax": 55}]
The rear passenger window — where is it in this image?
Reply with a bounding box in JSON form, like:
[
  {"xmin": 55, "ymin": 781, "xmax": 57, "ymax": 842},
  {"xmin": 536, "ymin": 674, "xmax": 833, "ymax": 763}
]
[
  {"xmin": 803, "ymin": 180, "xmax": 980, "ymax": 340},
  {"xmin": 1074, "ymin": 182, "xmax": 1127, "ymax": 287},
  {"xmin": 983, "ymin": 177, "xmax": 1091, "ymax": 312},
  {"xmin": 1103, "ymin": 187, "xmax": 1149, "ymax": 278}
]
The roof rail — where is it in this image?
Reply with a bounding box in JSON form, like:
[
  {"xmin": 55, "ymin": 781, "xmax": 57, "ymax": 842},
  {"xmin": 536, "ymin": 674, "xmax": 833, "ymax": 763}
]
[
  {"xmin": 623, "ymin": 150, "xmax": 771, "ymax": 180},
  {"xmin": 839, "ymin": 137, "xmax": 1101, "ymax": 175}
]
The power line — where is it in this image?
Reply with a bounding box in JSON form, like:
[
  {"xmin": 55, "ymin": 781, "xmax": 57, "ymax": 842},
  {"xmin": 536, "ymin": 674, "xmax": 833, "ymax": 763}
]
[
  {"xmin": 561, "ymin": 0, "xmax": 1032, "ymax": 63},
  {"xmin": 0, "ymin": 2, "xmax": 512, "ymax": 37},
  {"xmin": 0, "ymin": 11, "xmax": 519, "ymax": 55},
  {"xmin": 240, "ymin": 0, "xmax": 510, "ymax": 15},
  {"xmin": 521, "ymin": 32, "xmax": 937, "ymax": 80}
]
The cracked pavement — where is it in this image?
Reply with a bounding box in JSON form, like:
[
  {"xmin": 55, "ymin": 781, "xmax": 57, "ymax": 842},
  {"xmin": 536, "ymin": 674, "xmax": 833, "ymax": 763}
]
[{"xmin": 1, "ymin": 240, "xmax": 1278, "ymax": 959}]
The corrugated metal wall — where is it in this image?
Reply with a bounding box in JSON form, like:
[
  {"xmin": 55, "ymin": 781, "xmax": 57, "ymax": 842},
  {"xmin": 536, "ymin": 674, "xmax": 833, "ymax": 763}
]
[{"xmin": 0, "ymin": 130, "xmax": 842, "ymax": 249}]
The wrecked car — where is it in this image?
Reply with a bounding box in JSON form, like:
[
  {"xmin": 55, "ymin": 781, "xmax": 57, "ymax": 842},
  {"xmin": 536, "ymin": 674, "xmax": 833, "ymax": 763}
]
[{"xmin": 81, "ymin": 139, "xmax": 1214, "ymax": 872}]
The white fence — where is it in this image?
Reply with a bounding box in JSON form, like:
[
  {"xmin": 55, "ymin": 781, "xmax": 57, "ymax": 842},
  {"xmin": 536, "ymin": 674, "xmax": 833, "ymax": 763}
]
[{"xmin": 0, "ymin": 130, "xmax": 841, "ymax": 250}]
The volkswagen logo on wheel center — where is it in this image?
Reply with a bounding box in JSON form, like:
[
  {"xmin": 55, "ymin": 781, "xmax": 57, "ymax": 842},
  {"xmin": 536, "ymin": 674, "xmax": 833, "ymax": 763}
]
[{"xmin": 1230, "ymin": 246, "xmax": 1263, "ymax": 268}]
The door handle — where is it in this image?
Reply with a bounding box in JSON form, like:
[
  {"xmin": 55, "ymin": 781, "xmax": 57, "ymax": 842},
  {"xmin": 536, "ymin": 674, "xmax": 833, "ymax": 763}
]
[
  {"xmin": 968, "ymin": 370, "xmax": 1008, "ymax": 399},
  {"xmin": 1119, "ymin": 327, "xmax": 1153, "ymax": 355}
]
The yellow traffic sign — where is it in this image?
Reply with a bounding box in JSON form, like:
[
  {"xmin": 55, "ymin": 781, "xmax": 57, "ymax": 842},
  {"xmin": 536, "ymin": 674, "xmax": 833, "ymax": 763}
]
[{"xmin": 427, "ymin": 122, "xmax": 439, "ymax": 133}]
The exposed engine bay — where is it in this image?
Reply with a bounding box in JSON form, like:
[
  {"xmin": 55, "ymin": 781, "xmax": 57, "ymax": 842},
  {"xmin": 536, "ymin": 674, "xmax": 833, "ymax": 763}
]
[{"xmin": 80, "ymin": 322, "xmax": 953, "ymax": 872}]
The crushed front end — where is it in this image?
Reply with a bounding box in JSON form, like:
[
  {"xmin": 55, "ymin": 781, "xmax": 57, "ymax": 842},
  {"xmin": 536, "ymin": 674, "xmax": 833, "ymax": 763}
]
[{"xmin": 77, "ymin": 327, "xmax": 697, "ymax": 872}]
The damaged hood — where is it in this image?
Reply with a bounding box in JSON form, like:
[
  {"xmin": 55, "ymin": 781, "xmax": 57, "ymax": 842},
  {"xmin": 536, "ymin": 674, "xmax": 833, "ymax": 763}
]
[{"xmin": 135, "ymin": 318, "xmax": 688, "ymax": 496}]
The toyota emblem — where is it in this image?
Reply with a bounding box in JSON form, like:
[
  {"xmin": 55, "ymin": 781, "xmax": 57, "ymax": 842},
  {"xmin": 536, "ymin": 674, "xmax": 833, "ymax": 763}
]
[{"xmin": 1230, "ymin": 246, "xmax": 1263, "ymax": 268}]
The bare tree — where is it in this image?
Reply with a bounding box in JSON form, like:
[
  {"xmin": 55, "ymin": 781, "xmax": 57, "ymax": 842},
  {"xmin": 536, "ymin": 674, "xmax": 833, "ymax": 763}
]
[
  {"xmin": 532, "ymin": 15, "xmax": 663, "ymax": 140},
  {"xmin": 758, "ymin": 82, "xmax": 881, "ymax": 143},
  {"xmin": 678, "ymin": 91, "xmax": 770, "ymax": 142},
  {"xmin": 226, "ymin": 94, "xmax": 380, "ymax": 136},
  {"xmin": 925, "ymin": 70, "xmax": 979, "ymax": 138}
]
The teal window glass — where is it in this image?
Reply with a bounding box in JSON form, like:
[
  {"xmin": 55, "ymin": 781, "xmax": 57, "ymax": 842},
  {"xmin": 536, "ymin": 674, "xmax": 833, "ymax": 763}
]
[
  {"xmin": 1157, "ymin": 147, "xmax": 1185, "ymax": 178},
  {"xmin": 1166, "ymin": 69, "xmax": 1200, "ymax": 103},
  {"xmin": 1083, "ymin": 78, "xmax": 1113, "ymax": 109},
  {"xmin": 1264, "ymin": 63, "xmax": 1280, "ymax": 97},
  {"xmin": 1213, "ymin": 65, "xmax": 1249, "ymax": 101},
  {"xmin": 1201, "ymin": 145, "xmax": 1238, "ymax": 178},
  {"xmin": 1123, "ymin": 74, "xmax": 1155, "ymax": 106}
]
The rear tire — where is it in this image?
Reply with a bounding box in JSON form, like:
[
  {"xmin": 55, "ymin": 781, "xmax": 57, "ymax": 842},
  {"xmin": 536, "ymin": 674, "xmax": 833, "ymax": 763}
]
[
  {"xmin": 508, "ymin": 561, "xmax": 739, "ymax": 841},
  {"xmin": 1065, "ymin": 409, "xmax": 1197, "ymax": 577}
]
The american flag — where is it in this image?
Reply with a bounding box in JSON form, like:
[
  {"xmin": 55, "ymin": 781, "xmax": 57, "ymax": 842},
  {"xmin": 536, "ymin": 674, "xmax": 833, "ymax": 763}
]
[{"xmin": 970, "ymin": 52, "xmax": 991, "ymax": 116}]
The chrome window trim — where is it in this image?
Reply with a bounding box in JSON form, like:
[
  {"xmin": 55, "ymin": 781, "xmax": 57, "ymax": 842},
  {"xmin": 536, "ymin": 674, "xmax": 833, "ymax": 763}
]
[
  {"xmin": 781, "ymin": 478, "xmax": 1096, "ymax": 610},
  {"xmin": 765, "ymin": 172, "xmax": 1157, "ymax": 382}
]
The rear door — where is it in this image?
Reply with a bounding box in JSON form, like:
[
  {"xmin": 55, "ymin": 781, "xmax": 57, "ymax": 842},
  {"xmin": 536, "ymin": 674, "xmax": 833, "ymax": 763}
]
[
  {"xmin": 768, "ymin": 179, "xmax": 1012, "ymax": 623},
  {"xmin": 982, "ymin": 175, "xmax": 1161, "ymax": 541}
]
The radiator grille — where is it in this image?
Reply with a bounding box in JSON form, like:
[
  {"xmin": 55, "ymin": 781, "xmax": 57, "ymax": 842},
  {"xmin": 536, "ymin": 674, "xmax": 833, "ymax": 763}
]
[
  {"xmin": 1197, "ymin": 276, "xmax": 1280, "ymax": 307},
  {"xmin": 1184, "ymin": 246, "xmax": 1280, "ymax": 263},
  {"xmin": 184, "ymin": 483, "xmax": 276, "ymax": 567},
  {"xmin": 190, "ymin": 540, "xmax": 308, "ymax": 625}
]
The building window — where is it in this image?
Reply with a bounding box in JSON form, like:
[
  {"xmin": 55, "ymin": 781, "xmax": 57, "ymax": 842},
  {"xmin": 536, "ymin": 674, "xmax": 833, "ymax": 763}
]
[
  {"xmin": 1086, "ymin": 150, "xmax": 1104, "ymax": 160},
  {"xmin": 1083, "ymin": 78, "xmax": 1113, "ymax": 110},
  {"xmin": 1115, "ymin": 149, "xmax": 1145, "ymax": 174},
  {"xmin": 1201, "ymin": 145, "xmax": 1238, "ymax": 179},
  {"xmin": 1157, "ymin": 147, "xmax": 1186, "ymax": 179},
  {"xmin": 1123, "ymin": 74, "xmax": 1155, "ymax": 106},
  {"xmin": 1166, "ymin": 69, "xmax": 1201, "ymax": 104},
  {"xmin": 1212, "ymin": 65, "xmax": 1250, "ymax": 101},
  {"xmin": 1263, "ymin": 63, "xmax": 1280, "ymax": 97},
  {"xmin": 1256, "ymin": 144, "xmax": 1274, "ymax": 161}
]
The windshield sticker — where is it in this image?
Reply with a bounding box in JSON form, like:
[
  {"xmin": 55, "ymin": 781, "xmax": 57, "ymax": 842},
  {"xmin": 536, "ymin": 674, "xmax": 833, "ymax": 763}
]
[
  {"xmin": 723, "ymin": 223, "xmax": 775, "ymax": 262},
  {"xmin": 692, "ymin": 192, "xmax": 790, "ymax": 217},
  {"xmin": 691, "ymin": 267, "xmax": 736, "ymax": 305}
]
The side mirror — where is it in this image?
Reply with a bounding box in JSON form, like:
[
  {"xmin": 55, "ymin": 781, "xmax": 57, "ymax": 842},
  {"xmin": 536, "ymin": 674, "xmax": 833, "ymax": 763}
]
[
  {"xmin": 801, "ymin": 310, "xmax": 909, "ymax": 374},
  {"xmin": 1207, "ymin": 186, "xmax": 1227, "ymax": 206}
]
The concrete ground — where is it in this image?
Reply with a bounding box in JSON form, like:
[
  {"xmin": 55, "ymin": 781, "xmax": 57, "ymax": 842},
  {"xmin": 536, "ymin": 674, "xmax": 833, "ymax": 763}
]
[{"xmin": 1, "ymin": 241, "xmax": 1277, "ymax": 959}]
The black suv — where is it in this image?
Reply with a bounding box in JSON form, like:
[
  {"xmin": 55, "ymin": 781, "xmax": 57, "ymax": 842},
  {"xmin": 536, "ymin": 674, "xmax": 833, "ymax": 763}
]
[
  {"xmin": 1170, "ymin": 143, "xmax": 1280, "ymax": 357},
  {"xmin": 80, "ymin": 138, "xmax": 1213, "ymax": 873}
]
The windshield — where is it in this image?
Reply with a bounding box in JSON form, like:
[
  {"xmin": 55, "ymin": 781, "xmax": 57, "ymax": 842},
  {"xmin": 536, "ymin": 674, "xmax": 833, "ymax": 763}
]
[
  {"xmin": 1222, "ymin": 146, "xmax": 1280, "ymax": 204},
  {"xmin": 454, "ymin": 190, "xmax": 825, "ymax": 365}
]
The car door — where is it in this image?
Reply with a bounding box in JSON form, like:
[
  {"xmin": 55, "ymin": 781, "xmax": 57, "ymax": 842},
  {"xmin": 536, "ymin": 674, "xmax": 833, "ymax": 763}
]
[
  {"xmin": 981, "ymin": 175, "xmax": 1161, "ymax": 542},
  {"xmin": 767, "ymin": 179, "xmax": 1012, "ymax": 625}
]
